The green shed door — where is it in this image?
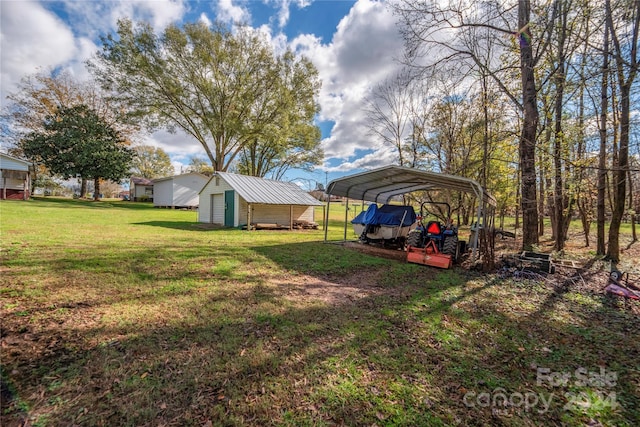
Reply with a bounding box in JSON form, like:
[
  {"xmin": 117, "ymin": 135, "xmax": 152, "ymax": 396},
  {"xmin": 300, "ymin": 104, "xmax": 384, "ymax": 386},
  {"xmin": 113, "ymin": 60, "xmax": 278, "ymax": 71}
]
[{"xmin": 224, "ymin": 190, "xmax": 235, "ymax": 227}]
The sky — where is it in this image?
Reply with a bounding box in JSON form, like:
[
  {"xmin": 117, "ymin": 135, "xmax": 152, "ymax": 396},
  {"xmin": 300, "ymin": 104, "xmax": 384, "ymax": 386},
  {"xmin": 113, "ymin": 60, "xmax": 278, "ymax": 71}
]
[{"xmin": 0, "ymin": 0, "xmax": 407, "ymax": 189}]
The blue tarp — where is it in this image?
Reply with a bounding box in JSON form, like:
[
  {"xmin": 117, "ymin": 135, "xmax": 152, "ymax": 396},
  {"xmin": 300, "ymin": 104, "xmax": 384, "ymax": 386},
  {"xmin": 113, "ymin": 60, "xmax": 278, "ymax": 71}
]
[{"xmin": 351, "ymin": 204, "xmax": 417, "ymax": 227}]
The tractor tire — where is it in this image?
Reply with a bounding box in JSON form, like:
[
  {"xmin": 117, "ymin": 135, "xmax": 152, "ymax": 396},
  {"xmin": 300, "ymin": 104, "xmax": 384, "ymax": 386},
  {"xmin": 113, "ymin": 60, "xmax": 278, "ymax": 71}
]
[
  {"xmin": 406, "ymin": 230, "xmax": 423, "ymax": 248},
  {"xmin": 442, "ymin": 235, "xmax": 459, "ymax": 258}
]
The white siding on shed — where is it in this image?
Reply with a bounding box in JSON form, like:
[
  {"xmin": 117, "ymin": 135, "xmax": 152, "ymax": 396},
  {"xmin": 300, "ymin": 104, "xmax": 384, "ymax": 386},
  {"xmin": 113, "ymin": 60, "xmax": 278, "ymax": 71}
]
[
  {"xmin": 251, "ymin": 204, "xmax": 290, "ymax": 224},
  {"xmin": 212, "ymin": 193, "xmax": 224, "ymax": 224},
  {"xmin": 153, "ymin": 179, "xmax": 173, "ymax": 206},
  {"xmin": 198, "ymin": 176, "xmax": 233, "ymax": 223},
  {"xmin": 295, "ymin": 206, "xmax": 315, "ymax": 222},
  {"xmin": 153, "ymin": 173, "xmax": 207, "ymax": 208}
]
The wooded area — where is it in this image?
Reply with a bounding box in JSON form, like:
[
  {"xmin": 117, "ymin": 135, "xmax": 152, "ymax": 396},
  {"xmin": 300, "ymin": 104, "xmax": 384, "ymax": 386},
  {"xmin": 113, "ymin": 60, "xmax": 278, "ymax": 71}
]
[{"xmin": 376, "ymin": 0, "xmax": 639, "ymax": 262}]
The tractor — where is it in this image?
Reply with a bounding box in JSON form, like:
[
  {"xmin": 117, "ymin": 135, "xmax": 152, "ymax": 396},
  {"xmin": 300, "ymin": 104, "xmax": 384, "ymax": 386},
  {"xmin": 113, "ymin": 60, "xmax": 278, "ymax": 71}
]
[{"xmin": 406, "ymin": 201, "xmax": 460, "ymax": 269}]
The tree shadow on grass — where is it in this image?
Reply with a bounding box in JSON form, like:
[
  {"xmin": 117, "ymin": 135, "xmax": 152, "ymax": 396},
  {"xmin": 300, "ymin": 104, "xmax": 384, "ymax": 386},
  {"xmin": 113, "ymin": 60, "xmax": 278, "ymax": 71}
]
[
  {"xmin": 132, "ymin": 220, "xmax": 207, "ymax": 231},
  {"xmin": 3, "ymin": 238, "xmax": 639, "ymax": 426},
  {"xmin": 0, "ymin": 252, "xmax": 486, "ymax": 426}
]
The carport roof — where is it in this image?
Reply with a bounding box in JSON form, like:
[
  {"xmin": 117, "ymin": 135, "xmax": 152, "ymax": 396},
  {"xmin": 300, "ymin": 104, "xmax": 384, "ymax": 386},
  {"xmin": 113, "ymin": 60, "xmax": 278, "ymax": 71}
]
[{"xmin": 326, "ymin": 165, "xmax": 496, "ymax": 207}]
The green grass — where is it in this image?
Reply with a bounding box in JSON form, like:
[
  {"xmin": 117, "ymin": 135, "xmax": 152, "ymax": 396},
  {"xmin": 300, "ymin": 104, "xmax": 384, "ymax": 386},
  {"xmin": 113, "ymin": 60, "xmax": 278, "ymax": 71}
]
[{"xmin": 1, "ymin": 197, "xmax": 638, "ymax": 426}]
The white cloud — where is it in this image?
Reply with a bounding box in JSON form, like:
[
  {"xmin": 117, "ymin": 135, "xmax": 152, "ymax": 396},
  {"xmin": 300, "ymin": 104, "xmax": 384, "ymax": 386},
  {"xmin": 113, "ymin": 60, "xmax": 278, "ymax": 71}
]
[
  {"xmin": 215, "ymin": 0, "xmax": 251, "ymax": 25},
  {"xmin": 1, "ymin": 0, "xmax": 190, "ymax": 102},
  {"xmin": 53, "ymin": 0, "xmax": 186, "ymax": 40},
  {"xmin": 266, "ymin": 0, "xmax": 313, "ymax": 29},
  {"xmin": 0, "ymin": 1, "xmax": 77, "ymax": 101},
  {"xmin": 323, "ymin": 147, "xmax": 398, "ymax": 173},
  {"xmin": 199, "ymin": 12, "xmax": 213, "ymax": 28},
  {"xmin": 136, "ymin": 0, "xmax": 187, "ymax": 31},
  {"xmin": 104, "ymin": 0, "xmax": 187, "ymax": 33},
  {"xmin": 297, "ymin": 0, "xmax": 404, "ymax": 166},
  {"xmin": 142, "ymin": 129, "xmax": 204, "ymax": 173}
]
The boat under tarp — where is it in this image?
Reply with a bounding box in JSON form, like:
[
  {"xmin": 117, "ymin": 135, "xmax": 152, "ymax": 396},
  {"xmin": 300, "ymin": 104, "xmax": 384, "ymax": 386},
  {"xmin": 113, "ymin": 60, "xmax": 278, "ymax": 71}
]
[{"xmin": 351, "ymin": 204, "xmax": 417, "ymax": 243}]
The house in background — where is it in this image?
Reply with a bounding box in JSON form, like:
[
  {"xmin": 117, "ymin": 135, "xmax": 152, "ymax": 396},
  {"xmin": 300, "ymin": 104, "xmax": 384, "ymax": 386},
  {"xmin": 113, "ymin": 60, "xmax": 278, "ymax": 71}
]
[
  {"xmin": 130, "ymin": 177, "xmax": 154, "ymax": 202},
  {"xmin": 198, "ymin": 172, "xmax": 323, "ymax": 229},
  {"xmin": 0, "ymin": 153, "xmax": 33, "ymax": 200},
  {"xmin": 153, "ymin": 172, "xmax": 208, "ymax": 209}
]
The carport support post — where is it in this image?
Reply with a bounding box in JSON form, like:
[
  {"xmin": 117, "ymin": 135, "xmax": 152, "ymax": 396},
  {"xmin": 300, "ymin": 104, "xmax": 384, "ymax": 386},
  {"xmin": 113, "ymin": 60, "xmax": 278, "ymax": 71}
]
[
  {"xmin": 472, "ymin": 202, "xmax": 482, "ymax": 261},
  {"xmin": 247, "ymin": 203, "xmax": 252, "ymax": 231},
  {"xmin": 324, "ymin": 198, "xmax": 331, "ymax": 241},
  {"xmin": 343, "ymin": 198, "xmax": 349, "ymax": 241}
]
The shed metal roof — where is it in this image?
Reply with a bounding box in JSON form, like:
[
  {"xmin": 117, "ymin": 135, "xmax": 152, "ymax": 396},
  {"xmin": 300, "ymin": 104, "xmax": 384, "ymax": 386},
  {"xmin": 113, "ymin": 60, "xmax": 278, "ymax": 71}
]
[
  {"xmin": 326, "ymin": 165, "xmax": 496, "ymax": 207},
  {"xmin": 210, "ymin": 172, "xmax": 323, "ymax": 206}
]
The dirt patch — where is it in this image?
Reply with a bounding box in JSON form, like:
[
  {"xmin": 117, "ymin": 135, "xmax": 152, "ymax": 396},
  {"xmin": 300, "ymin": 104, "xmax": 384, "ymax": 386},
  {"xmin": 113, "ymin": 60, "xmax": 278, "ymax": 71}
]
[{"xmin": 272, "ymin": 269, "xmax": 392, "ymax": 306}]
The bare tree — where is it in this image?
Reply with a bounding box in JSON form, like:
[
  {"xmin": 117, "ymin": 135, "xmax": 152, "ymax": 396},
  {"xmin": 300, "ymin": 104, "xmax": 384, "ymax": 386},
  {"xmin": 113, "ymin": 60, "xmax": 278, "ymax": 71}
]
[
  {"xmin": 364, "ymin": 71, "xmax": 418, "ymax": 167},
  {"xmin": 597, "ymin": 18, "xmax": 610, "ymax": 255},
  {"xmin": 394, "ymin": 0, "xmax": 558, "ymax": 250},
  {"xmin": 90, "ymin": 20, "xmax": 321, "ymax": 174},
  {"xmin": 605, "ymin": 0, "xmax": 639, "ymax": 262}
]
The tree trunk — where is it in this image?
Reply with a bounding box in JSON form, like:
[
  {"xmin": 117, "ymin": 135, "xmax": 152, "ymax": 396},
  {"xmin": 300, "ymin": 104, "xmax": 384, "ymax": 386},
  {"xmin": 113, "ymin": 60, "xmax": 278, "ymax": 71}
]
[
  {"xmin": 538, "ymin": 147, "xmax": 545, "ymax": 237},
  {"xmin": 629, "ymin": 168, "xmax": 637, "ymax": 242},
  {"xmin": 605, "ymin": 0, "xmax": 637, "ymax": 262},
  {"xmin": 93, "ymin": 178, "xmax": 100, "ymax": 201},
  {"xmin": 80, "ymin": 178, "xmax": 88, "ymax": 198},
  {"xmin": 607, "ymin": 82, "xmax": 631, "ymax": 262},
  {"xmin": 578, "ymin": 200, "xmax": 591, "ymax": 247},
  {"xmin": 597, "ymin": 24, "xmax": 609, "ymax": 255},
  {"xmin": 519, "ymin": 0, "xmax": 539, "ymax": 251},
  {"xmin": 515, "ymin": 164, "xmax": 521, "ymax": 229},
  {"xmin": 553, "ymin": 6, "xmax": 568, "ymax": 252}
]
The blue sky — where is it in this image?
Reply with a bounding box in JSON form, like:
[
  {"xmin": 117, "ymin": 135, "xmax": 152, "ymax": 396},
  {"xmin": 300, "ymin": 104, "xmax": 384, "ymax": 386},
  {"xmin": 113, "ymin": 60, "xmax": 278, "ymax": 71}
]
[{"xmin": 1, "ymin": 0, "xmax": 406, "ymax": 189}]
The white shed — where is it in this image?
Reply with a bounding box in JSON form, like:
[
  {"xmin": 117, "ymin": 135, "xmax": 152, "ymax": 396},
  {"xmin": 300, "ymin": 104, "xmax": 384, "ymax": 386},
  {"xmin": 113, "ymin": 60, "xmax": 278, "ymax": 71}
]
[
  {"xmin": 198, "ymin": 172, "xmax": 323, "ymax": 229},
  {"xmin": 153, "ymin": 173, "xmax": 208, "ymax": 209},
  {"xmin": 0, "ymin": 153, "xmax": 32, "ymax": 200}
]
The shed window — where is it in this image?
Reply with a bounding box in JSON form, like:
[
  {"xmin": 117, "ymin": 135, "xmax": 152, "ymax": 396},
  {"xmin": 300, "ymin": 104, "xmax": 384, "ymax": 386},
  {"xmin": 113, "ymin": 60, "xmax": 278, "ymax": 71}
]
[{"xmin": 215, "ymin": 177, "xmax": 220, "ymax": 186}]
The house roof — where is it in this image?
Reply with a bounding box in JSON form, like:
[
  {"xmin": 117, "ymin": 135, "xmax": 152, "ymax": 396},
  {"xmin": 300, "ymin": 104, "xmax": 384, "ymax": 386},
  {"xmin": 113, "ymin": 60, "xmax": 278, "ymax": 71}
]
[
  {"xmin": 130, "ymin": 177, "xmax": 154, "ymax": 186},
  {"xmin": 0, "ymin": 153, "xmax": 33, "ymax": 168},
  {"xmin": 152, "ymin": 172, "xmax": 209, "ymax": 183},
  {"xmin": 326, "ymin": 165, "xmax": 496, "ymax": 207},
  {"xmin": 205, "ymin": 172, "xmax": 323, "ymax": 206}
]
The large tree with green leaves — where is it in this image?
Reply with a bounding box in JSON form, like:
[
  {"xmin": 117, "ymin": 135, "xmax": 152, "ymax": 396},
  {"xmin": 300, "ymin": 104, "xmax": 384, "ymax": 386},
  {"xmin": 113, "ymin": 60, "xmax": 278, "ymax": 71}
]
[
  {"xmin": 2, "ymin": 69, "xmax": 139, "ymax": 149},
  {"xmin": 131, "ymin": 145, "xmax": 174, "ymax": 179},
  {"xmin": 89, "ymin": 19, "xmax": 322, "ymax": 175},
  {"xmin": 187, "ymin": 156, "xmax": 215, "ymax": 175},
  {"xmin": 1, "ymin": 69, "xmax": 140, "ymax": 196},
  {"xmin": 21, "ymin": 105, "xmax": 133, "ymax": 201},
  {"xmin": 235, "ymin": 50, "xmax": 322, "ymax": 179}
]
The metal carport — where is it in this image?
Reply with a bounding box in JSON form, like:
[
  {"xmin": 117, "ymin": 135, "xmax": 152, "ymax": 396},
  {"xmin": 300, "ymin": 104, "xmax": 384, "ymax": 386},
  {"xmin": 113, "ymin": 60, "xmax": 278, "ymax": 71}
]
[{"xmin": 323, "ymin": 165, "xmax": 497, "ymax": 260}]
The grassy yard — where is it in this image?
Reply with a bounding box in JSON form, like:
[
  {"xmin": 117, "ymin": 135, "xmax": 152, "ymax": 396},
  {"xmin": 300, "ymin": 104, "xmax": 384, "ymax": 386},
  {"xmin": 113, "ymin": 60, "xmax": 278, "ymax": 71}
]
[{"xmin": 1, "ymin": 198, "xmax": 638, "ymax": 426}]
